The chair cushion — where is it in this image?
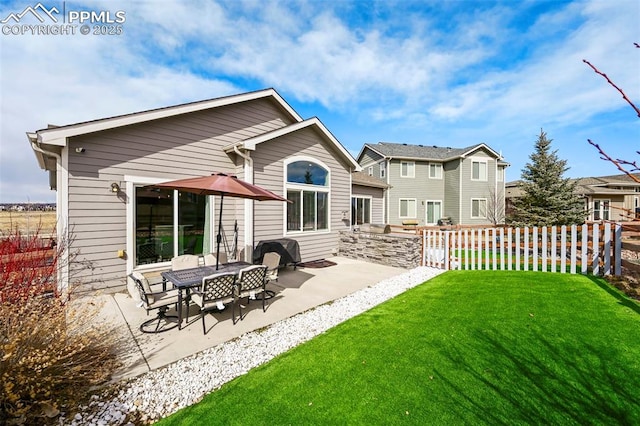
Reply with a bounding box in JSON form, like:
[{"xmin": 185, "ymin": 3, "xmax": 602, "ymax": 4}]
[
  {"xmin": 191, "ymin": 293, "xmax": 233, "ymax": 310},
  {"xmin": 171, "ymin": 255, "xmax": 199, "ymax": 270},
  {"xmin": 131, "ymin": 271, "xmax": 154, "ymax": 304},
  {"xmin": 147, "ymin": 289, "xmax": 179, "ymax": 310}
]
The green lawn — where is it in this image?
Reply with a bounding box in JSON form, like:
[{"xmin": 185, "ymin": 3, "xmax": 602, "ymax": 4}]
[{"xmin": 158, "ymin": 271, "xmax": 640, "ymax": 425}]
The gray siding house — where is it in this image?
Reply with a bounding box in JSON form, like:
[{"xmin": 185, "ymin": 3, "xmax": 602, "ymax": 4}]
[
  {"xmin": 357, "ymin": 142, "xmax": 508, "ymax": 226},
  {"xmin": 351, "ymin": 171, "xmax": 390, "ymax": 226},
  {"xmin": 506, "ymin": 173, "xmax": 640, "ymax": 222},
  {"xmin": 28, "ymin": 89, "xmax": 361, "ymax": 292}
]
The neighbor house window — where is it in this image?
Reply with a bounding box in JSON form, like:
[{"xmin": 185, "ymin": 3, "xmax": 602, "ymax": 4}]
[
  {"xmin": 286, "ymin": 159, "xmax": 330, "ymax": 233},
  {"xmin": 429, "ymin": 163, "xmax": 442, "ymax": 179},
  {"xmin": 497, "ymin": 167, "xmax": 504, "ymax": 182},
  {"xmin": 399, "ymin": 198, "xmax": 417, "ymax": 218},
  {"xmin": 380, "ymin": 162, "xmax": 386, "ymax": 179},
  {"xmin": 351, "ymin": 196, "xmax": 371, "ymax": 225},
  {"xmin": 368, "ymin": 166, "xmax": 373, "ymax": 176},
  {"xmin": 472, "ymin": 160, "xmax": 488, "ymax": 181},
  {"xmin": 134, "ymin": 187, "xmax": 207, "ymax": 266},
  {"xmin": 593, "ymin": 199, "xmax": 610, "ymax": 221},
  {"xmin": 426, "ymin": 200, "xmax": 442, "ymax": 224},
  {"xmin": 471, "ymin": 198, "xmax": 487, "ymax": 218},
  {"xmin": 400, "ymin": 161, "xmax": 415, "ymax": 178}
]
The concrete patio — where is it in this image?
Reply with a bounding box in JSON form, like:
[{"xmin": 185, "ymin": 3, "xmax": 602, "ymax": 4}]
[{"xmin": 96, "ymin": 256, "xmax": 407, "ymax": 381}]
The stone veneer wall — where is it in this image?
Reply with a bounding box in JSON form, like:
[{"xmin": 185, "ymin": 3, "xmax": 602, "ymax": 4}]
[{"xmin": 338, "ymin": 231, "xmax": 422, "ymax": 269}]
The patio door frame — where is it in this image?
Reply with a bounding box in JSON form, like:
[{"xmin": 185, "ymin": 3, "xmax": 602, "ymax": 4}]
[
  {"xmin": 125, "ymin": 175, "xmax": 216, "ymax": 275},
  {"xmin": 425, "ymin": 200, "xmax": 443, "ymax": 225}
]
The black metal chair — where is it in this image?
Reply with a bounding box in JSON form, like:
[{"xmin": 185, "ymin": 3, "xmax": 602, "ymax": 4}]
[
  {"xmin": 236, "ymin": 265, "xmax": 268, "ymax": 320},
  {"xmin": 191, "ymin": 272, "xmax": 238, "ymax": 334},
  {"xmin": 129, "ymin": 272, "xmax": 179, "ymax": 333}
]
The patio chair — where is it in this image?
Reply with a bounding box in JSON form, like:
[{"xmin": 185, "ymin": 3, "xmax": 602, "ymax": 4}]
[
  {"xmin": 236, "ymin": 265, "xmax": 268, "ymax": 320},
  {"xmin": 262, "ymin": 252, "xmax": 281, "ymax": 282},
  {"xmin": 171, "ymin": 254, "xmax": 199, "ymax": 270},
  {"xmin": 191, "ymin": 272, "xmax": 238, "ymax": 333},
  {"xmin": 129, "ymin": 271, "xmax": 180, "ymax": 333},
  {"xmin": 204, "ymin": 252, "xmax": 228, "ymax": 266}
]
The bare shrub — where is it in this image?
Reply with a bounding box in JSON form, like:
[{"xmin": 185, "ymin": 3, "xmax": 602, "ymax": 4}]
[{"xmin": 0, "ymin": 227, "xmax": 121, "ymax": 425}]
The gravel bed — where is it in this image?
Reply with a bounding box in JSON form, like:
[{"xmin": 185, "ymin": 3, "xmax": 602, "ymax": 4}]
[{"xmin": 62, "ymin": 266, "xmax": 444, "ymax": 425}]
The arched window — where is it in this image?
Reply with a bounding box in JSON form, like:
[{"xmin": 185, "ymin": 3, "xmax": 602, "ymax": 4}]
[{"xmin": 285, "ymin": 159, "xmax": 330, "ymax": 233}]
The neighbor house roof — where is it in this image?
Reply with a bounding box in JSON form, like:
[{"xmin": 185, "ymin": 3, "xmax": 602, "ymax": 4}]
[
  {"xmin": 357, "ymin": 141, "xmax": 505, "ymax": 163},
  {"xmin": 506, "ymin": 172, "xmax": 640, "ymax": 198},
  {"xmin": 351, "ymin": 171, "xmax": 391, "ymax": 189}
]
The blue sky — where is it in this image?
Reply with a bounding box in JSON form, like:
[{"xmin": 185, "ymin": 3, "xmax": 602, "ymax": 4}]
[{"xmin": 1, "ymin": 0, "xmax": 638, "ymax": 203}]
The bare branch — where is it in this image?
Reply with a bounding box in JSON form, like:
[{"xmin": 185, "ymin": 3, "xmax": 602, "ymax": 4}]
[
  {"xmin": 588, "ymin": 139, "xmax": 640, "ymax": 183},
  {"xmin": 583, "ymin": 58, "xmax": 640, "ymax": 118}
]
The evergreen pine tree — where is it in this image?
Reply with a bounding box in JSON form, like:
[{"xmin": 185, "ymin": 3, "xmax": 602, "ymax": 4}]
[{"xmin": 510, "ymin": 130, "xmax": 585, "ymax": 226}]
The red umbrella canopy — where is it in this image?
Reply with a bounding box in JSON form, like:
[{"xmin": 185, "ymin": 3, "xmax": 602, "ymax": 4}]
[{"xmin": 150, "ymin": 172, "xmax": 288, "ymax": 202}]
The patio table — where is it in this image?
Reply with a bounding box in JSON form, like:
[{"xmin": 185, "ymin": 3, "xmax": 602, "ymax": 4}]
[{"xmin": 162, "ymin": 261, "xmax": 250, "ymax": 329}]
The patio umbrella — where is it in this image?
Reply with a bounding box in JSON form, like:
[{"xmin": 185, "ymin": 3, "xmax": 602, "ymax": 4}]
[{"xmin": 149, "ymin": 173, "xmax": 289, "ymax": 270}]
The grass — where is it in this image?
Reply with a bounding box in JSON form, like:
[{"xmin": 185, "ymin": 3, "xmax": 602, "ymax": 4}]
[
  {"xmin": 0, "ymin": 211, "xmax": 57, "ymax": 235},
  {"xmin": 451, "ymin": 249, "xmax": 585, "ymax": 273},
  {"xmin": 158, "ymin": 271, "xmax": 640, "ymax": 425}
]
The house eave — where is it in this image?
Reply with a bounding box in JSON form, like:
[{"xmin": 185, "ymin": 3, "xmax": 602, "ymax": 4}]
[
  {"xmin": 230, "ymin": 118, "xmax": 362, "ymax": 171},
  {"xmin": 34, "ymin": 88, "xmax": 303, "ymax": 147}
]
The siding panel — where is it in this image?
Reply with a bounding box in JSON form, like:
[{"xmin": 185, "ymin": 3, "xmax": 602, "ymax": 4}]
[
  {"xmin": 251, "ymin": 126, "xmax": 352, "ymax": 262},
  {"xmin": 66, "ymin": 98, "xmax": 295, "ymax": 291}
]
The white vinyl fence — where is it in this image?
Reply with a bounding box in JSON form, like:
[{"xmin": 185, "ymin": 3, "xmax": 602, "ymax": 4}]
[{"xmin": 422, "ymin": 223, "xmax": 622, "ymax": 276}]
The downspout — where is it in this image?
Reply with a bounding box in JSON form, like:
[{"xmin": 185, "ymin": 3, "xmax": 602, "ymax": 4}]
[
  {"xmin": 30, "ymin": 140, "xmax": 68, "ymax": 293},
  {"xmin": 233, "ymin": 145, "xmax": 254, "ymax": 262}
]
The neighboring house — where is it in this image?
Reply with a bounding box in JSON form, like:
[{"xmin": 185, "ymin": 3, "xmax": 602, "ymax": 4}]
[
  {"xmin": 506, "ymin": 173, "xmax": 640, "ymax": 222},
  {"xmin": 351, "ymin": 171, "xmax": 390, "ymax": 226},
  {"xmin": 357, "ymin": 142, "xmax": 509, "ymax": 226},
  {"xmin": 28, "ymin": 88, "xmax": 361, "ymax": 292}
]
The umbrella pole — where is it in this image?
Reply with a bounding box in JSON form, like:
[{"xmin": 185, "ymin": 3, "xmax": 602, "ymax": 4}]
[{"xmin": 215, "ymin": 195, "xmax": 224, "ymax": 270}]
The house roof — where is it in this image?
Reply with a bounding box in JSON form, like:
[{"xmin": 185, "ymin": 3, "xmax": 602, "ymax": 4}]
[
  {"xmin": 351, "ymin": 171, "xmax": 391, "ymax": 189},
  {"xmin": 573, "ymin": 173, "xmax": 640, "ymax": 187},
  {"xmin": 225, "ymin": 117, "xmax": 361, "ymax": 171},
  {"xmin": 29, "ymin": 89, "xmax": 367, "ymax": 174},
  {"xmin": 30, "ymin": 88, "xmax": 302, "ymax": 148},
  {"xmin": 358, "ymin": 141, "xmax": 505, "ymax": 163},
  {"xmin": 506, "ymin": 172, "xmax": 640, "ymax": 197}
]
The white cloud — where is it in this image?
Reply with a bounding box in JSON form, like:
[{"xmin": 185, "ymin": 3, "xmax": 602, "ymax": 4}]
[{"xmin": 1, "ymin": 0, "xmax": 638, "ymax": 202}]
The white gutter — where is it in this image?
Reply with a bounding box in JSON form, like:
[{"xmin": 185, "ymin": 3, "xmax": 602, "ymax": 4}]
[
  {"xmin": 233, "ymin": 145, "xmax": 254, "ymax": 262},
  {"xmin": 30, "ymin": 139, "xmax": 68, "ymax": 293}
]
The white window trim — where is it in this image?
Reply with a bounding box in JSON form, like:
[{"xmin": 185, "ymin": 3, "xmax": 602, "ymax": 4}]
[
  {"xmin": 284, "ymin": 156, "xmax": 332, "ymax": 235},
  {"xmin": 379, "ymin": 162, "xmax": 386, "ymax": 179},
  {"xmin": 593, "ymin": 198, "xmax": 611, "ymax": 221},
  {"xmin": 368, "ymin": 166, "xmax": 373, "ymax": 176},
  {"xmin": 425, "ymin": 200, "xmax": 443, "ymax": 224},
  {"xmin": 471, "ymin": 159, "xmax": 488, "ymax": 181},
  {"xmin": 428, "ymin": 163, "xmax": 443, "ymax": 180},
  {"xmin": 471, "ymin": 198, "xmax": 487, "ymax": 218},
  {"xmin": 400, "ymin": 161, "xmax": 415, "ymax": 178},
  {"xmin": 497, "ymin": 166, "xmax": 504, "ymax": 182},
  {"xmin": 352, "ymin": 195, "xmax": 373, "ymax": 226},
  {"xmin": 399, "ymin": 198, "xmax": 417, "ymax": 218}
]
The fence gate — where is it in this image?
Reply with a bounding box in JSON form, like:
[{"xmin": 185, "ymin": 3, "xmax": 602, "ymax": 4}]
[{"xmin": 422, "ymin": 223, "xmax": 622, "ymax": 276}]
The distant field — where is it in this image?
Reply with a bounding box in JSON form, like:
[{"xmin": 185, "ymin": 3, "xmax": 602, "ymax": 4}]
[{"xmin": 0, "ymin": 211, "xmax": 57, "ymax": 235}]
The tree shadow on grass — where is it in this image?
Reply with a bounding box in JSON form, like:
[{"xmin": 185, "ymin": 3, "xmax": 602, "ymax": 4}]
[
  {"xmin": 587, "ymin": 274, "xmax": 640, "ymax": 315},
  {"xmin": 433, "ymin": 326, "xmax": 640, "ymax": 425}
]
